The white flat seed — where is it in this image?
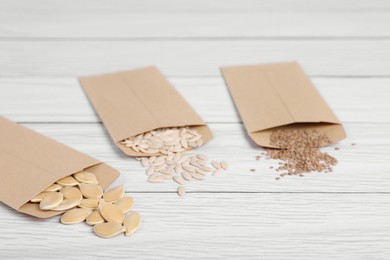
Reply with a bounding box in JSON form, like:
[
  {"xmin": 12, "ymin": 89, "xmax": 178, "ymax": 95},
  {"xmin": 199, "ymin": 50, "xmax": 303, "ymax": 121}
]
[
  {"xmin": 114, "ymin": 197, "xmax": 134, "ymax": 213},
  {"xmin": 196, "ymin": 168, "xmax": 207, "ymax": 175},
  {"xmin": 182, "ymin": 165, "xmax": 196, "ymax": 173},
  {"xmin": 197, "ymin": 154, "xmax": 208, "ymax": 161},
  {"xmin": 30, "ymin": 191, "xmax": 56, "ymax": 203},
  {"xmin": 45, "ymin": 184, "xmax": 62, "ymax": 192},
  {"xmin": 220, "ymin": 161, "xmax": 229, "ymax": 170},
  {"xmin": 146, "ymin": 167, "xmax": 155, "ymax": 176},
  {"xmin": 177, "ymin": 186, "xmax": 186, "ymax": 197},
  {"xmin": 211, "ymin": 161, "xmax": 221, "ymax": 170},
  {"xmin": 123, "ymin": 212, "xmax": 141, "ymax": 236},
  {"xmin": 60, "ymin": 208, "xmax": 92, "ymax": 224},
  {"xmin": 79, "ymin": 183, "xmax": 103, "ymax": 199},
  {"xmin": 86, "ymin": 209, "xmax": 105, "ymax": 225},
  {"xmin": 182, "ymin": 171, "xmax": 192, "ymax": 181},
  {"xmin": 94, "ymin": 222, "xmax": 126, "ymax": 238},
  {"xmin": 212, "ymin": 170, "xmax": 221, "ymax": 176},
  {"xmin": 60, "ymin": 186, "xmax": 83, "ymax": 201},
  {"xmin": 196, "ymin": 139, "xmax": 203, "ymax": 147},
  {"xmin": 39, "ymin": 192, "xmax": 63, "ymax": 210},
  {"xmin": 100, "ymin": 202, "xmax": 125, "ymax": 224},
  {"xmin": 56, "ymin": 176, "xmax": 79, "ymax": 187},
  {"xmin": 149, "ymin": 156, "xmax": 157, "ymax": 164},
  {"xmin": 173, "ymin": 176, "xmax": 185, "ymax": 185},
  {"xmin": 73, "ymin": 171, "xmax": 99, "ymax": 184},
  {"xmin": 159, "ymin": 169, "xmax": 173, "ymax": 175},
  {"xmin": 191, "ymin": 172, "xmax": 205, "ymax": 180},
  {"xmin": 174, "ymin": 164, "xmax": 183, "ymax": 174},
  {"xmin": 155, "ymin": 175, "xmax": 167, "ymax": 182},
  {"xmin": 79, "ymin": 198, "xmax": 102, "ymax": 209},
  {"xmin": 52, "ymin": 199, "xmax": 79, "ymax": 211},
  {"xmin": 103, "ymin": 185, "xmax": 124, "ymax": 203},
  {"xmin": 198, "ymin": 165, "xmax": 213, "ymax": 172},
  {"xmin": 141, "ymin": 158, "xmax": 149, "ymax": 167},
  {"xmin": 147, "ymin": 174, "xmax": 159, "ymax": 183}
]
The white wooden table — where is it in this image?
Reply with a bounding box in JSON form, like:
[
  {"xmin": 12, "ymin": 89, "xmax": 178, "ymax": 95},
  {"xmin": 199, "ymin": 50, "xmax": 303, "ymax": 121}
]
[{"xmin": 1, "ymin": 0, "xmax": 390, "ymax": 259}]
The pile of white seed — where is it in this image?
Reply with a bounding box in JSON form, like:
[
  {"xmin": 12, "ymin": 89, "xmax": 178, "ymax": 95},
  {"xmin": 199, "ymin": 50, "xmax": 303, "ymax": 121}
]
[
  {"xmin": 30, "ymin": 171, "xmax": 141, "ymax": 238},
  {"xmin": 121, "ymin": 127, "xmax": 228, "ymax": 196}
]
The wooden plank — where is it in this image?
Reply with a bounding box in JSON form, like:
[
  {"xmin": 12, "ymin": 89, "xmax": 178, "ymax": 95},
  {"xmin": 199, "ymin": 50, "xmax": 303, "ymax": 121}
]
[
  {"xmin": 1, "ymin": 40, "xmax": 390, "ymax": 77},
  {"xmin": 1, "ymin": 0, "xmax": 389, "ymax": 13},
  {"xmin": 2, "ymin": 13, "xmax": 390, "ymax": 38},
  {"xmin": 0, "ymin": 193, "xmax": 389, "ymax": 259},
  {"xmin": 7, "ymin": 122, "xmax": 387, "ymax": 193},
  {"xmin": 0, "ymin": 77, "xmax": 388, "ymax": 123}
]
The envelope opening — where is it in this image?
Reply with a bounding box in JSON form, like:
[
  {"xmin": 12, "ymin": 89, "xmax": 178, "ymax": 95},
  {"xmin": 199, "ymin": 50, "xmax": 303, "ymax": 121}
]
[
  {"xmin": 249, "ymin": 122, "xmax": 347, "ymax": 149},
  {"xmin": 17, "ymin": 163, "xmax": 119, "ymax": 219},
  {"xmin": 117, "ymin": 124, "xmax": 213, "ymax": 157}
]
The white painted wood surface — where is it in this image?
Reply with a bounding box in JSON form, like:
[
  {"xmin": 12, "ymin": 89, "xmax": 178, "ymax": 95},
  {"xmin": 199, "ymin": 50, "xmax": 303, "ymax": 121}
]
[{"xmin": 0, "ymin": 0, "xmax": 389, "ymax": 259}]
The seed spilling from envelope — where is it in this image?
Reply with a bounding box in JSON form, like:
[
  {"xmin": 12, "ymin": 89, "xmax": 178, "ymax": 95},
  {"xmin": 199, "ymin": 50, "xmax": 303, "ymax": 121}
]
[
  {"xmin": 29, "ymin": 171, "xmax": 140, "ymax": 238},
  {"xmin": 121, "ymin": 127, "xmax": 229, "ymax": 197}
]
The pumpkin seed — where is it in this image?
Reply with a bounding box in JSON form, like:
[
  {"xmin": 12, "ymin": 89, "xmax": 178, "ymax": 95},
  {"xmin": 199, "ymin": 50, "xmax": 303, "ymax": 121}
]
[
  {"xmin": 94, "ymin": 222, "xmax": 126, "ymax": 238},
  {"xmin": 103, "ymin": 185, "xmax": 124, "ymax": 203},
  {"xmin": 86, "ymin": 209, "xmax": 105, "ymax": 225},
  {"xmin": 39, "ymin": 192, "xmax": 63, "ymax": 210},
  {"xmin": 45, "ymin": 184, "xmax": 62, "ymax": 192},
  {"xmin": 79, "ymin": 183, "xmax": 103, "ymax": 199},
  {"xmin": 60, "ymin": 186, "xmax": 82, "ymax": 201},
  {"xmin": 114, "ymin": 197, "xmax": 134, "ymax": 213},
  {"xmin": 30, "ymin": 191, "xmax": 56, "ymax": 203},
  {"xmin": 79, "ymin": 198, "xmax": 102, "ymax": 209},
  {"xmin": 60, "ymin": 208, "xmax": 92, "ymax": 224},
  {"xmin": 123, "ymin": 212, "xmax": 141, "ymax": 236},
  {"xmin": 56, "ymin": 176, "xmax": 79, "ymax": 187},
  {"xmin": 52, "ymin": 199, "xmax": 79, "ymax": 211},
  {"xmin": 73, "ymin": 171, "xmax": 98, "ymax": 184},
  {"xmin": 99, "ymin": 202, "xmax": 125, "ymax": 224}
]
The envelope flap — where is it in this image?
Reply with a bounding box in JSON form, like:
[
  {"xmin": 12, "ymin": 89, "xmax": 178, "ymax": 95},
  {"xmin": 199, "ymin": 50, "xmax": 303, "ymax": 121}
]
[
  {"xmin": 221, "ymin": 62, "xmax": 341, "ymax": 133},
  {"xmin": 0, "ymin": 116, "xmax": 100, "ymax": 209},
  {"xmin": 80, "ymin": 66, "xmax": 206, "ymax": 143}
]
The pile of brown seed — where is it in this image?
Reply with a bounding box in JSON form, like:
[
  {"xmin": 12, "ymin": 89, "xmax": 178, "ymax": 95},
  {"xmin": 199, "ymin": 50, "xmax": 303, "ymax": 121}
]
[
  {"xmin": 30, "ymin": 171, "xmax": 141, "ymax": 238},
  {"xmin": 263, "ymin": 129, "xmax": 338, "ymax": 178},
  {"xmin": 122, "ymin": 127, "xmax": 228, "ymax": 196}
]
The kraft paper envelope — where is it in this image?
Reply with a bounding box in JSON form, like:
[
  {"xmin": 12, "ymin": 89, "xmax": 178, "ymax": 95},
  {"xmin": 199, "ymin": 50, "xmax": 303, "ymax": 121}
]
[
  {"xmin": 221, "ymin": 62, "xmax": 346, "ymax": 148},
  {"xmin": 80, "ymin": 66, "xmax": 213, "ymax": 156},
  {"xmin": 0, "ymin": 116, "xmax": 119, "ymax": 218}
]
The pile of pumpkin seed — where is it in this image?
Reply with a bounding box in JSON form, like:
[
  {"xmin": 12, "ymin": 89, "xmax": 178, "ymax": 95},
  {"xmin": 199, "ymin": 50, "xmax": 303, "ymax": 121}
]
[
  {"xmin": 121, "ymin": 127, "xmax": 229, "ymax": 196},
  {"xmin": 30, "ymin": 170, "xmax": 141, "ymax": 238}
]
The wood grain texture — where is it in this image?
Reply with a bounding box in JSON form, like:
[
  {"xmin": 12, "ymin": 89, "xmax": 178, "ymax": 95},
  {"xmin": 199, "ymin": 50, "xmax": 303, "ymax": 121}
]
[
  {"xmin": 1, "ymin": 193, "xmax": 389, "ymax": 260},
  {"xmin": 2, "ymin": 13, "xmax": 390, "ymax": 38},
  {"xmin": 1, "ymin": 0, "xmax": 389, "ymax": 258},
  {"xmin": 11, "ymin": 122, "xmax": 387, "ymax": 193},
  {"xmin": 1, "ymin": 40, "xmax": 390, "ymax": 77},
  {"xmin": 0, "ymin": 77, "xmax": 389, "ymax": 123}
]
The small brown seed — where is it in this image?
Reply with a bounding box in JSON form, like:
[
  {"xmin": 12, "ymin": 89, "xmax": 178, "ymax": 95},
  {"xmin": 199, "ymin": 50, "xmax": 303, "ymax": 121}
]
[
  {"xmin": 94, "ymin": 222, "xmax": 126, "ymax": 238},
  {"xmin": 123, "ymin": 212, "xmax": 141, "ymax": 236}
]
